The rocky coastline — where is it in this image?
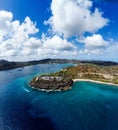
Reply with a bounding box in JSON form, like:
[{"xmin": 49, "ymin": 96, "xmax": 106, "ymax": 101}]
[
  {"xmin": 30, "ymin": 76, "xmax": 74, "ymax": 91},
  {"xmin": 30, "ymin": 63, "xmax": 118, "ymax": 92}
]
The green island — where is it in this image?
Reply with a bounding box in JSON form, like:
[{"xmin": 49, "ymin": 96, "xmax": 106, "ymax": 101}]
[{"xmin": 30, "ymin": 63, "xmax": 118, "ymax": 91}]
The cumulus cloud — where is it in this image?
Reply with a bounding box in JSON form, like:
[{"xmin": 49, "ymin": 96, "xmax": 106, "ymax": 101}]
[
  {"xmin": 79, "ymin": 34, "xmax": 109, "ymax": 48},
  {"xmin": 0, "ymin": 10, "xmax": 39, "ymax": 60},
  {"xmin": 102, "ymin": 42, "xmax": 118, "ymax": 61},
  {"xmin": 0, "ymin": 10, "xmax": 13, "ymax": 41},
  {"xmin": 78, "ymin": 34, "xmax": 110, "ymax": 55},
  {"xmin": 0, "ymin": 10, "xmax": 77, "ymax": 61},
  {"xmin": 0, "ymin": 5, "xmax": 115, "ymax": 62},
  {"xmin": 45, "ymin": 0, "xmax": 109, "ymax": 38},
  {"xmin": 39, "ymin": 35, "xmax": 77, "ymax": 57},
  {"xmin": 77, "ymin": 41, "xmax": 118, "ymax": 62},
  {"xmin": 76, "ymin": 35, "xmax": 118, "ymax": 62}
]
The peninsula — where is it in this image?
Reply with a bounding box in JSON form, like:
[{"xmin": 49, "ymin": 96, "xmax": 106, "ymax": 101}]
[
  {"xmin": 30, "ymin": 63, "xmax": 118, "ymax": 91},
  {"xmin": 30, "ymin": 75, "xmax": 73, "ymax": 91}
]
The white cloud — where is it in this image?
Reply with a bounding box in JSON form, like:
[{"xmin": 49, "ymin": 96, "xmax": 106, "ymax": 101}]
[
  {"xmin": 45, "ymin": 0, "xmax": 109, "ymax": 38},
  {"xmin": 79, "ymin": 48, "xmax": 102, "ymax": 55},
  {"xmin": 0, "ymin": 8, "xmax": 116, "ymax": 62},
  {"xmin": 0, "ymin": 10, "xmax": 40, "ymax": 60},
  {"xmin": 78, "ymin": 34, "xmax": 110, "ymax": 55},
  {"xmin": 0, "ymin": 10, "xmax": 77, "ymax": 61},
  {"xmin": 79, "ymin": 34, "xmax": 109, "ymax": 48},
  {"xmin": 0, "ymin": 10, "xmax": 13, "ymax": 41},
  {"xmin": 77, "ymin": 42, "xmax": 118, "ymax": 62},
  {"xmin": 39, "ymin": 35, "xmax": 77, "ymax": 58},
  {"xmin": 102, "ymin": 42, "xmax": 118, "ymax": 61},
  {"xmin": 42, "ymin": 35, "xmax": 76, "ymax": 51},
  {"xmin": 0, "ymin": 10, "xmax": 13, "ymax": 31}
]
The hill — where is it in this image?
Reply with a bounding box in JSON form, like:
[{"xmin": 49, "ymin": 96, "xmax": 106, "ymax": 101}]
[
  {"xmin": 30, "ymin": 63, "xmax": 118, "ymax": 91},
  {"xmin": 0, "ymin": 58, "xmax": 118, "ymax": 71}
]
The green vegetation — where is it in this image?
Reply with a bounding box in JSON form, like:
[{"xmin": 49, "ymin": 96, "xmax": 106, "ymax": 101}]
[
  {"xmin": 0, "ymin": 59, "xmax": 118, "ymax": 71},
  {"xmin": 44, "ymin": 63, "xmax": 118, "ymax": 85},
  {"xmin": 30, "ymin": 63, "xmax": 118, "ymax": 91}
]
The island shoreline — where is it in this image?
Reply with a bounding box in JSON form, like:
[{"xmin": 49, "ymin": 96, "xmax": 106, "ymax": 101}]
[
  {"xmin": 29, "ymin": 76, "xmax": 73, "ymax": 92},
  {"xmin": 73, "ymin": 79, "xmax": 118, "ymax": 87},
  {"xmin": 30, "ymin": 85, "xmax": 72, "ymax": 93},
  {"xmin": 30, "ymin": 78, "xmax": 118, "ymax": 93}
]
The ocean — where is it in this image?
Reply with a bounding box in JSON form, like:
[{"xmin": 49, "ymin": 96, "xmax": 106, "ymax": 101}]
[{"xmin": 0, "ymin": 64, "xmax": 118, "ymax": 130}]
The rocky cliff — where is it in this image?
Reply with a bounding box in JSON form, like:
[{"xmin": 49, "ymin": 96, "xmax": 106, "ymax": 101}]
[{"xmin": 30, "ymin": 76, "xmax": 73, "ymax": 91}]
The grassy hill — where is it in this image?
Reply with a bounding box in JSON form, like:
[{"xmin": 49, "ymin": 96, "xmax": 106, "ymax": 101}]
[
  {"xmin": 46, "ymin": 63, "xmax": 118, "ymax": 84},
  {"xmin": 0, "ymin": 59, "xmax": 118, "ymax": 71}
]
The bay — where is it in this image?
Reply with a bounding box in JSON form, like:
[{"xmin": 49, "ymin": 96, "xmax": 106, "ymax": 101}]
[{"xmin": 0, "ymin": 64, "xmax": 118, "ymax": 130}]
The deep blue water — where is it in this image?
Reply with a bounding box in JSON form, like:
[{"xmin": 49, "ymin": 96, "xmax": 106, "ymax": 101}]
[{"xmin": 0, "ymin": 64, "xmax": 118, "ymax": 130}]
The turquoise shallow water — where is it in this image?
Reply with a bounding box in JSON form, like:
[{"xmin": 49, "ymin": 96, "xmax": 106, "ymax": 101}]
[{"xmin": 0, "ymin": 64, "xmax": 118, "ymax": 130}]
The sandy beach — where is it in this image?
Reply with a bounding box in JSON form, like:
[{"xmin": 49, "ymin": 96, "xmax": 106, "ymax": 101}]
[{"xmin": 73, "ymin": 79, "xmax": 118, "ymax": 87}]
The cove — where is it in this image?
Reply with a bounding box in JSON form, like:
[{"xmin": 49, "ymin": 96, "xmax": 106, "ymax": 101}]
[{"xmin": 0, "ymin": 64, "xmax": 118, "ymax": 130}]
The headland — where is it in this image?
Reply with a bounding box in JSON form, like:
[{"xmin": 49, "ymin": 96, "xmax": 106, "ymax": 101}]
[{"xmin": 30, "ymin": 63, "xmax": 118, "ymax": 91}]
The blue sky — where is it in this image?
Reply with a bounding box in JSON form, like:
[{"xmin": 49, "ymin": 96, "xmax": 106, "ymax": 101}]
[{"xmin": 0, "ymin": 0, "xmax": 118, "ymax": 61}]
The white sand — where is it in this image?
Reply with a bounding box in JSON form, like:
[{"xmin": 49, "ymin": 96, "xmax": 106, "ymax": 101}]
[{"xmin": 73, "ymin": 79, "xmax": 118, "ymax": 87}]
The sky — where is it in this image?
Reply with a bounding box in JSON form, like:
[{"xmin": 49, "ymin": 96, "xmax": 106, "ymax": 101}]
[{"xmin": 0, "ymin": 0, "xmax": 118, "ymax": 62}]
